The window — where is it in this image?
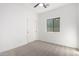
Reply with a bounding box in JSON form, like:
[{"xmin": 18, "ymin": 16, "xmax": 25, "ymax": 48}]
[{"xmin": 47, "ymin": 17, "xmax": 60, "ymax": 32}]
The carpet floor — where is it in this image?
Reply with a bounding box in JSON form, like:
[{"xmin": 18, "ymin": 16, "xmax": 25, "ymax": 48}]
[{"xmin": 0, "ymin": 40, "xmax": 79, "ymax": 56}]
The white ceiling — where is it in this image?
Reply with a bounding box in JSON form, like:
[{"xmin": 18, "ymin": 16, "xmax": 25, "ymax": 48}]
[{"xmin": 23, "ymin": 3, "xmax": 69, "ymax": 14}]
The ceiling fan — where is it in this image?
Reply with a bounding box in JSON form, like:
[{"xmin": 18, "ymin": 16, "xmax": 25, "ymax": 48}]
[{"xmin": 34, "ymin": 3, "xmax": 49, "ymax": 8}]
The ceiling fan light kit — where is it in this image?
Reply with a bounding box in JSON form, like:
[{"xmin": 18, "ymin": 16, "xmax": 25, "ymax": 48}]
[{"xmin": 34, "ymin": 3, "xmax": 49, "ymax": 8}]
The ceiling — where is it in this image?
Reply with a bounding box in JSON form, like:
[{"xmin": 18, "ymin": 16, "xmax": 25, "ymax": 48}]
[{"xmin": 23, "ymin": 3, "xmax": 69, "ymax": 14}]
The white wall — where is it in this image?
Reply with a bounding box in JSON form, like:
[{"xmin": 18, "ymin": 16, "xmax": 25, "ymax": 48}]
[
  {"xmin": 38, "ymin": 4, "xmax": 78, "ymax": 48},
  {"xmin": 77, "ymin": 4, "xmax": 79, "ymax": 48},
  {"xmin": 0, "ymin": 3, "xmax": 37, "ymax": 52}
]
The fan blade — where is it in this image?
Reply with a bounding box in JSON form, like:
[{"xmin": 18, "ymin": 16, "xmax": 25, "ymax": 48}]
[
  {"xmin": 43, "ymin": 3, "xmax": 47, "ymax": 8},
  {"xmin": 34, "ymin": 3, "xmax": 40, "ymax": 8}
]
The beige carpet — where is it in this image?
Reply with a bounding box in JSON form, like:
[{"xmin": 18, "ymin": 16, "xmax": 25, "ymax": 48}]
[{"xmin": 0, "ymin": 40, "xmax": 79, "ymax": 56}]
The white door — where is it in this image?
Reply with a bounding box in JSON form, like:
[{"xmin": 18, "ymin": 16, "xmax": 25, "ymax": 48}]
[{"xmin": 26, "ymin": 14, "xmax": 37, "ymax": 43}]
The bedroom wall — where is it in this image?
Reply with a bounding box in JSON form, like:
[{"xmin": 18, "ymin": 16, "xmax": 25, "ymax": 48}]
[
  {"xmin": 0, "ymin": 3, "xmax": 37, "ymax": 52},
  {"xmin": 38, "ymin": 4, "xmax": 78, "ymax": 48},
  {"xmin": 77, "ymin": 4, "xmax": 79, "ymax": 48}
]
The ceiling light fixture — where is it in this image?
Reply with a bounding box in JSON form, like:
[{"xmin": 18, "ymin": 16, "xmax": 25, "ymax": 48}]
[
  {"xmin": 34, "ymin": 3, "xmax": 49, "ymax": 8},
  {"xmin": 39, "ymin": 3, "xmax": 43, "ymax": 6}
]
